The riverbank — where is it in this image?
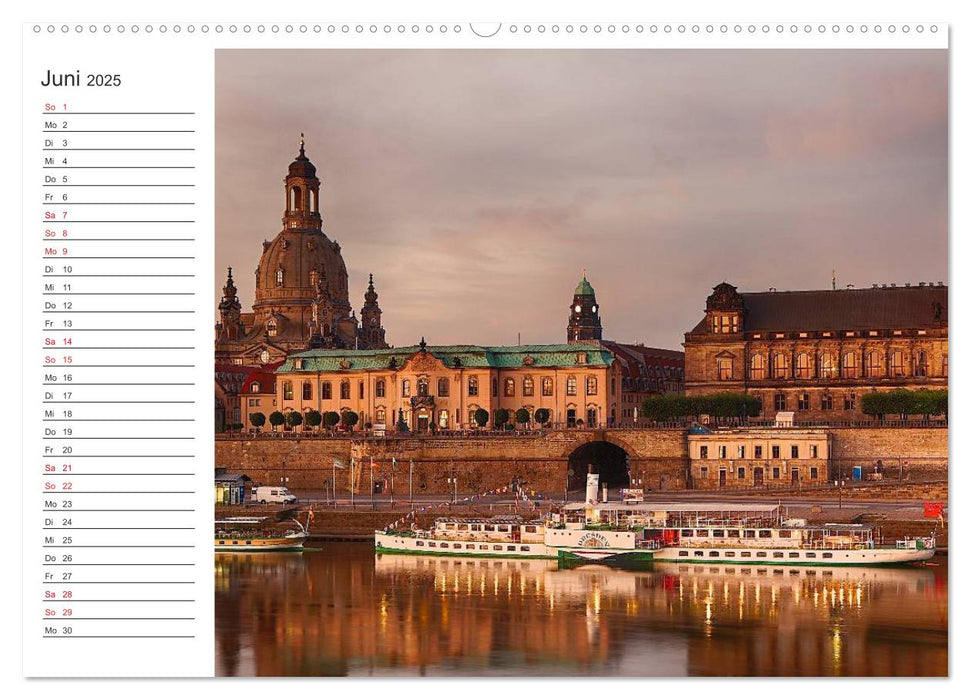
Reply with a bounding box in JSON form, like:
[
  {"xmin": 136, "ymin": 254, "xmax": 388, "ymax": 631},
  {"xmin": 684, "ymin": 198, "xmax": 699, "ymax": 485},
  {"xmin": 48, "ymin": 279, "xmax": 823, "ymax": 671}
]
[{"xmin": 215, "ymin": 498, "xmax": 948, "ymax": 548}]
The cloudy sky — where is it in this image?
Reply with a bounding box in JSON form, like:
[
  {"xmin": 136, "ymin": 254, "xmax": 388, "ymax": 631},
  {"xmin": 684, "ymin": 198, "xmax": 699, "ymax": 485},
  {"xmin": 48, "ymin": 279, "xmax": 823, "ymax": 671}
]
[{"xmin": 215, "ymin": 49, "xmax": 947, "ymax": 350}]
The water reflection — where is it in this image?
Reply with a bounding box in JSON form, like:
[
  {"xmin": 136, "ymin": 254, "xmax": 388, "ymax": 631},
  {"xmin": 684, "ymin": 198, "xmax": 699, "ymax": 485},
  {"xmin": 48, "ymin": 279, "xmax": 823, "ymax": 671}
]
[{"xmin": 215, "ymin": 544, "xmax": 947, "ymax": 677}]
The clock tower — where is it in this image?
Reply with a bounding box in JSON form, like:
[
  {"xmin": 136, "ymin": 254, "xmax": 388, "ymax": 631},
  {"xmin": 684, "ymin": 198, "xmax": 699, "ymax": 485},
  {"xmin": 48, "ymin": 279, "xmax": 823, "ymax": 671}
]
[{"xmin": 567, "ymin": 273, "xmax": 603, "ymax": 342}]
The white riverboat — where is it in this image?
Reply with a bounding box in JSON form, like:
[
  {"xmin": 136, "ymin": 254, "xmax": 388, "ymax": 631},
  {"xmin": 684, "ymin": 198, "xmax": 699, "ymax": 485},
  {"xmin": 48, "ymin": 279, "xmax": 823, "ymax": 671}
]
[
  {"xmin": 375, "ymin": 515, "xmax": 550, "ymax": 558},
  {"xmin": 551, "ymin": 501, "xmax": 936, "ymax": 567},
  {"xmin": 374, "ymin": 473, "xmax": 936, "ymax": 567},
  {"xmin": 215, "ymin": 515, "xmax": 310, "ymax": 552}
]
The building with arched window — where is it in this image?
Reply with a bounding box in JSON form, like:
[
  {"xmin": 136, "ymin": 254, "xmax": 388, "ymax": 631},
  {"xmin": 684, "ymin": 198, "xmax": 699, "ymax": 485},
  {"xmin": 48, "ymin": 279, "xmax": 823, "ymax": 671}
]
[
  {"xmin": 273, "ymin": 340, "xmax": 624, "ymax": 432},
  {"xmin": 684, "ymin": 282, "xmax": 948, "ymax": 419}
]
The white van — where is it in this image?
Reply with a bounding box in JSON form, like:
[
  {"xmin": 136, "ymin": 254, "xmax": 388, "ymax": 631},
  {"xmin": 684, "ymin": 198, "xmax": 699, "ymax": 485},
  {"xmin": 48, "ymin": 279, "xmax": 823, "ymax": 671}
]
[{"xmin": 252, "ymin": 486, "xmax": 297, "ymax": 505}]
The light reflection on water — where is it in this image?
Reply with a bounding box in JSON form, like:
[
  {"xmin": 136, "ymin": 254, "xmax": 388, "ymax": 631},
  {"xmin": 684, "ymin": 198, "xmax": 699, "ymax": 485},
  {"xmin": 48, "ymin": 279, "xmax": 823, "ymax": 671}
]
[{"xmin": 214, "ymin": 543, "xmax": 947, "ymax": 677}]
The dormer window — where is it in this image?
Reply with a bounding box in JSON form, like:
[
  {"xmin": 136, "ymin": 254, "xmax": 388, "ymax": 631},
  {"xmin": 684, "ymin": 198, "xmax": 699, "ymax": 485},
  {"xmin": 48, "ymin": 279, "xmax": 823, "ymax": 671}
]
[
  {"xmin": 712, "ymin": 314, "xmax": 739, "ymax": 334},
  {"xmin": 266, "ymin": 319, "xmax": 278, "ymax": 337},
  {"xmin": 576, "ymin": 352, "xmax": 588, "ymax": 364},
  {"xmin": 294, "ymin": 358, "xmax": 303, "ymax": 370},
  {"xmin": 250, "ymin": 382, "xmax": 261, "ymax": 393}
]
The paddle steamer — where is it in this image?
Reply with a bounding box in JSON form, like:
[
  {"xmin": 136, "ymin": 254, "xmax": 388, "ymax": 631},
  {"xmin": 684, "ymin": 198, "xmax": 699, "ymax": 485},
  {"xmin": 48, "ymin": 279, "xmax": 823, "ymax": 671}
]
[{"xmin": 375, "ymin": 472, "xmax": 935, "ymax": 567}]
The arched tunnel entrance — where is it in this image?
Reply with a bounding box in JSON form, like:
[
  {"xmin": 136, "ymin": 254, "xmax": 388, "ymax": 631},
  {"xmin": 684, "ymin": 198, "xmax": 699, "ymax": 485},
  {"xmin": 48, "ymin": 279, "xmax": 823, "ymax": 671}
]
[{"xmin": 567, "ymin": 441, "xmax": 630, "ymax": 494}]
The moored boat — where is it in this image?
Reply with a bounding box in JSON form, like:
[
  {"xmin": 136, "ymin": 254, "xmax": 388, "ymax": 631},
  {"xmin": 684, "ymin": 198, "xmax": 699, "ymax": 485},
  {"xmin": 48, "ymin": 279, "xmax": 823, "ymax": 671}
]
[
  {"xmin": 550, "ymin": 501, "xmax": 936, "ymax": 567},
  {"xmin": 375, "ymin": 472, "xmax": 936, "ymax": 567},
  {"xmin": 215, "ymin": 514, "xmax": 310, "ymax": 552},
  {"xmin": 375, "ymin": 515, "xmax": 551, "ymax": 558}
]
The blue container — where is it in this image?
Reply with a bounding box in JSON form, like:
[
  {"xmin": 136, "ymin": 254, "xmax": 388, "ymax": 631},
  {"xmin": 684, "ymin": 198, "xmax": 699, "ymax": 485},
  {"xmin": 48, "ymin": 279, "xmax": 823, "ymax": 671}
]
[{"xmin": 852, "ymin": 465, "xmax": 863, "ymax": 481}]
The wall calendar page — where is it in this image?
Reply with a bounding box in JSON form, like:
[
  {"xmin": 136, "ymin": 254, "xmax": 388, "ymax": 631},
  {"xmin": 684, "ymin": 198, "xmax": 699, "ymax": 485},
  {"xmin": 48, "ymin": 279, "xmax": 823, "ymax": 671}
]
[{"xmin": 14, "ymin": 2, "xmax": 964, "ymax": 694}]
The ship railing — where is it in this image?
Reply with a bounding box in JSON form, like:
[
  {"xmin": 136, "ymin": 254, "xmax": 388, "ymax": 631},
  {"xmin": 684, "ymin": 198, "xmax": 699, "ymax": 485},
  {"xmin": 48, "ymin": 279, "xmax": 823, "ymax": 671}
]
[{"xmin": 676, "ymin": 539, "xmax": 872, "ymax": 550}]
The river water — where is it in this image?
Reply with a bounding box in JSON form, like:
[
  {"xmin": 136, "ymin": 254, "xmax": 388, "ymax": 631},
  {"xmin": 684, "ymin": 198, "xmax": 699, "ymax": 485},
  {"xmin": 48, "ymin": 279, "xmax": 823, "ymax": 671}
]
[{"xmin": 215, "ymin": 543, "xmax": 947, "ymax": 677}]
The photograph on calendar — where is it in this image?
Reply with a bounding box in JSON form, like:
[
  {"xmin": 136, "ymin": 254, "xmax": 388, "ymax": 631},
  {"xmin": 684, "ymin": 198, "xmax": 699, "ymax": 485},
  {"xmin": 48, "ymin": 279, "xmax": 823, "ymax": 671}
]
[{"xmin": 212, "ymin": 49, "xmax": 948, "ymax": 677}]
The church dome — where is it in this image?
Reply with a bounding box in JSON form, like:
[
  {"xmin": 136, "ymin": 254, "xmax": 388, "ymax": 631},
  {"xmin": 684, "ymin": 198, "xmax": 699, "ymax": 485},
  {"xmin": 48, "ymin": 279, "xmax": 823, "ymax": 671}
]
[
  {"xmin": 287, "ymin": 134, "xmax": 317, "ymax": 178},
  {"xmin": 254, "ymin": 230, "xmax": 349, "ymax": 309}
]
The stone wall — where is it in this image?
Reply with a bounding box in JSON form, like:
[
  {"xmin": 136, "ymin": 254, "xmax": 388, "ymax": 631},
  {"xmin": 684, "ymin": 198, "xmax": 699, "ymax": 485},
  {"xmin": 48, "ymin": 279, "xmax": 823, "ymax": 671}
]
[
  {"xmin": 829, "ymin": 426, "xmax": 948, "ymax": 480},
  {"xmin": 215, "ymin": 429, "xmax": 688, "ymax": 494},
  {"xmin": 214, "ymin": 425, "xmax": 945, "ymax": 495}
]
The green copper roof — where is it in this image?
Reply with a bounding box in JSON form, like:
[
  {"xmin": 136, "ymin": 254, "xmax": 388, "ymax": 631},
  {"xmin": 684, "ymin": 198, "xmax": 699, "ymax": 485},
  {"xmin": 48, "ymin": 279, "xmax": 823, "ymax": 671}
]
[
  {"xmin": 574, "ymin": 276, "xmax": 595, "ymax": 296},
  {"xmin": 277, "ymin": 344, "xmax": 616, "ymax": 373}
]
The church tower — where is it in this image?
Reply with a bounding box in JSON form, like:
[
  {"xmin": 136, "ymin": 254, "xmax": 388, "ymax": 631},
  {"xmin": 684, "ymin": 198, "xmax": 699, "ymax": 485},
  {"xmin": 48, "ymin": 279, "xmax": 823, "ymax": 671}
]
[
  {"xmin": 567, "ymin": 273, "xmax": 603, "ymax": 342},
  {"xmin": 216, "ymin": 267, "xmax": 244, "ymax": 342},
  {"xmin": 251, "ymin": 135, "xmax": 355, "ymax": 349},
  {"xmin": 358, "ymin": 273, "xmax": 388, "ymax": 349}
]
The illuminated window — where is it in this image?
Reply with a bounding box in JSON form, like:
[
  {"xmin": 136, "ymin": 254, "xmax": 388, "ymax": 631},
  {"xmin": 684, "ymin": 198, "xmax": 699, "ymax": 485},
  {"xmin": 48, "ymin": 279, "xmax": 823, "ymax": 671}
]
[
  {"xmin": 542, "ymin": 377, "xmax": 553, "ymax": 396},
  {"xmin": 467, "ymin": 376, "xmax": 478, "ymax": 397},
  {"xmin": 819, "ymin": 353, "xmax": 838, "ymax": 379},
  {"xmin": 795, "ymin": 353, "xmax": 812, "ymax": 379},
  {"xmin": 523, "ymin": 377, "xmax": 534, "ymax": 396},
  {"xmin": 275, "ymin": 267, "xmax": 284, "ymax": 286},
  {"xmin": 504, "ymin": 378, "xmax": 515, "ymax": 397},
  {"xmin": 842, "ymin": 353, "xmax": 859, "ymax": 379},
  {"xmin": 865, "ymin": 351, "xmax": 883, "ymax": 378},
  {"xmin": 585, "ymin": 376, "xmax": 597, "ymax": 395},
  {"xmin": 773, "ymin": 353, "xmax": 789, "ymax": 379},
  {"xmin": 402, "ymin": 380, "xmax": 411, "ymax": 397},
  {"xmin": 750, "ymin": 354, "xmax": 766, "ymax": 380},
  {"xmin": 566, "ymin": 376, "xmax": 577, "ymax": 396},
  {"xmin": 282, "ymin": 381, "xmax": 293, "ymax": 401},
  {"xmin": 890, "ymin": 351, "xmax": 905, "ymax": 377}
]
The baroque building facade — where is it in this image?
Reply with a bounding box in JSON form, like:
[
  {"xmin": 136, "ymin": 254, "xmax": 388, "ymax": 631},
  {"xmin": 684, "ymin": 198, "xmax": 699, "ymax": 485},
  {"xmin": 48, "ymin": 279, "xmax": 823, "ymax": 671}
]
[
  {"xmin": 272, "ymin": 340, "xmax": 623, "ymax": 431},
  {"xmin": 684, "ymin": 282, "xmax": 948, "ymax": 420},
  {"xmin": 215, "ymin": 138, "xmax": 388, "ymax": 366}
]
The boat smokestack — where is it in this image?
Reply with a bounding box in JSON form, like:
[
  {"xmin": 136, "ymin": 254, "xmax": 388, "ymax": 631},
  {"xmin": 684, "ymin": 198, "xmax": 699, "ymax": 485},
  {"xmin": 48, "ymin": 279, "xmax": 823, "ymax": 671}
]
[{"xmin": 585, "ymin": 464, "xmax": 599, "ymax": 505}]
